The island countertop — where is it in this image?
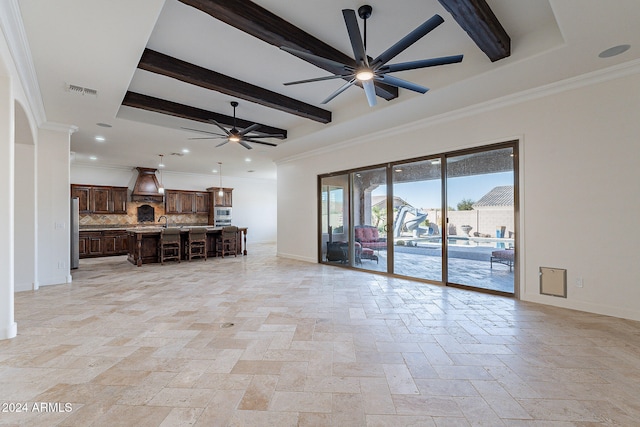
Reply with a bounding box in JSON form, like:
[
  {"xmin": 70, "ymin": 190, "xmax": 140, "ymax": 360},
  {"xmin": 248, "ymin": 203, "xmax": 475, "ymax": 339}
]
[{"xmin": 127, "ymin": 227, "xmax": 247, "ymax": 266}]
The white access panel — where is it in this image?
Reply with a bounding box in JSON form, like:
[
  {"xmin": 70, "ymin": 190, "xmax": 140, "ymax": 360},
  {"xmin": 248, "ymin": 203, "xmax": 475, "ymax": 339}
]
[{"xmin": 540, "ymin": 267, "xmax": 567, "ymax": 298}]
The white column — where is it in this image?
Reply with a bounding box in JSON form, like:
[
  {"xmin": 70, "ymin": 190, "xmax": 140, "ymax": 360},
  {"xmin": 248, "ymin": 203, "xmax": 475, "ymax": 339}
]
[
  {"xmin": 14, "ymin": 143, "xmax": 37, "ymax": 291},
  {"xmin": 37, "ymin": 126, "xmax": 73, "ymax": 287},
  {"xmin": 0, "ymin": 74, "xmax": 17, "ymax": 339}
]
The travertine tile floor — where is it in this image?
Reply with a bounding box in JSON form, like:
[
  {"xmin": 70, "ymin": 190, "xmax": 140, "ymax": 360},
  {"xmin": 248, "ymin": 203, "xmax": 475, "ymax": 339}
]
[{"xmin": 2, "ymin": 243, "xmax": 640, "ymax": 426}]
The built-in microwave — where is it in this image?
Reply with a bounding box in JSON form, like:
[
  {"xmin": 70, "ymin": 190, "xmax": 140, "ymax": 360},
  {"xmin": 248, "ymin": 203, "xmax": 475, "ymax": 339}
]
[{"xmin": 215, "ymin": 207, "xmax": 232, "ymax": 217}]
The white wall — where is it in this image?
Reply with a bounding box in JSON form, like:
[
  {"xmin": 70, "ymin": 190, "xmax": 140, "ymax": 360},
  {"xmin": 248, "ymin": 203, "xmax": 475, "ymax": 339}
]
[
  {"xmin": 70, "ymin": 164, "xmax": 277, "ymax": 243},
  {"xmin": 276, "ymin": 69, "xmax": 640, "ymax": 321}
]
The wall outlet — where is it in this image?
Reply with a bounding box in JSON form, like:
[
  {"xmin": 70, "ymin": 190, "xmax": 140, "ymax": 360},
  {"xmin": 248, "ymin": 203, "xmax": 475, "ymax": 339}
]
[
  {"xmin": 575, "ymin": 277, "xmax": 584, "ymax": 288},
  {"xmin": 55, "ymin": 221, "xmax": 65, "ymax": 229}
]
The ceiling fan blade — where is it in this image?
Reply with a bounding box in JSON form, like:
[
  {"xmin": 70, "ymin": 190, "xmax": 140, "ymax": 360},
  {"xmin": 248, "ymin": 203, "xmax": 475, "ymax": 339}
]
[
  {"xmin": 216, "ymin": 140, "xmax": 229, "ymax": 147},
  {"xmin": 244, "ymin": 138, "xmax": 278, "ymax": 147},
  {"xmin": 376, "ymin": 74, "xmax": 429, "ymax": 94},
  {"xmin": 180, "ymin": 126, "xmax": 225, "ymax": 137},
  {"xmin": 188, "ymin": 137, "xmax": 221, "ymax": 140},
  {"xmin": 284, "ymin": 73, "xmax": 354, "ymax": 86},
  {"xmin": 363, "ymin": 80, "xmax": 377, "ymax": 107},
  {"xmin": 280, "ymin": 46, "xmax": 353, "ymax": 73},
  {"xmin": 321, "ymin": 78, "xmax": 357, "ymax": 104},
  {"xmin": 238, "ymin": 140, "xmax": 253, "ymax": 150},
  {"xmin": 342, "ymin": 9, "xmax": 369, "ymax": 68},
  {"xmin": 372, "ymin": 14, "xmax": 444, "ymax": 68},
  {"xmin": 208, "ymin": 119, "xmax": 231, "ymax": 136},
  {"xmin": 239, "ymin": 123, "xmax": 261, "ymax": 136},
  {"xmin": 381, "ymin": 55, "xmax": 463, "ymax": 73},
  {"xmin": 243, "ymin": 134, "xmax": 285, "ymax": 139}
]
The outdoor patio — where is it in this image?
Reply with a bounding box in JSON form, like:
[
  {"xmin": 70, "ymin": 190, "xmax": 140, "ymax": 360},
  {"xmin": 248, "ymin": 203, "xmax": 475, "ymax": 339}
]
[{"xmin": 353, "ymin": 243, "xmax": 515, "ymax": 294}]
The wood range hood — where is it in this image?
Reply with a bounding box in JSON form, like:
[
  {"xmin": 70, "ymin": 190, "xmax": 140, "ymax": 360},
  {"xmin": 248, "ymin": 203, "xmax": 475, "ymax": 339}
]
[{"xmin": 131, "ymin": 167, "xmax": 163, "ymax": 203}]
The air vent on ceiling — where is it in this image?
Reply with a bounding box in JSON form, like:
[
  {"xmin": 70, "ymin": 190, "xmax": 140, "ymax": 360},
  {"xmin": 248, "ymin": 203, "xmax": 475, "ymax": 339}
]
[{"xmin": 65, "ymin": 83, "xmax": 98, "ymax": 97}]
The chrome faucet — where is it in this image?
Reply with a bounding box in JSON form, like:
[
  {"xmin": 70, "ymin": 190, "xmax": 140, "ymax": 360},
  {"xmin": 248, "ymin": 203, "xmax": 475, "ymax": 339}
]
[{"xmin": 158, "ymin": 215, "xmax": 168, "ymax": 228}]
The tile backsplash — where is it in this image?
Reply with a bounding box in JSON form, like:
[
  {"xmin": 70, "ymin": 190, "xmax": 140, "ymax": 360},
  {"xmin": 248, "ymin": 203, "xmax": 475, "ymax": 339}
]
[{"xmin": 79, "ymin": 200, "xmax": 208, "ymax": 229}]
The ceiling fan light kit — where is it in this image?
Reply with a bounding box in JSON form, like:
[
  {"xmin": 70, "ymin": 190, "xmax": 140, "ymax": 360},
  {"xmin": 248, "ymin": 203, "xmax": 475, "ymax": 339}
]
[{"xmin": 281, "ymin": 5, "xmax": 463, "ymax": 107}]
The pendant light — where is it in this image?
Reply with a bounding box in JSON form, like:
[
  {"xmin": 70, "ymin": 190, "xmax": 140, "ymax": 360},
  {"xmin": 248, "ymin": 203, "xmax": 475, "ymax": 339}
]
[
  {"xmin": 218, "ymin": 162, "xmax": 224, "ymax": 196},
  {"xmin": 158, "ymin": 154, "xmax": 165, "ymax": 194}
]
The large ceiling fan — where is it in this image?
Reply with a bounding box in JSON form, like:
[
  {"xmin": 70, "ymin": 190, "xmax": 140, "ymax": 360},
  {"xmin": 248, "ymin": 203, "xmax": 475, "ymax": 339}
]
[
  {"xmin": 281, "ymin": 5, "xmax": 463, "ymax": 107},
  {"xmin": 181, "ymin": 102, "xmax": 282, "ymax": 150}
]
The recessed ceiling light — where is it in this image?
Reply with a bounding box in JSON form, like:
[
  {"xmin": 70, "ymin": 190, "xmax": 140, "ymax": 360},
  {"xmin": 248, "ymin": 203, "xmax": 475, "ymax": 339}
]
[
  {"xmin": 95, "ymin": 136, "xmax": 105, "ymax": 142},
  {"xmin": 212, "ymin": 169, "xmax": 218, "ymax": 173},
  {"xmin": 245, "ymin": 158, "xmax": 251, "ymax": 162},
  {"xmin": 96, "ymin": 122, "xmax": 112, "ymax": 128},
  {"xmin": 89, "ymin": 156, "xmax": 97, "ymax": 160},
  {"xmin": 182, "ymin": 148, "xmax": 190, "ymax": 153},
  {"xmin": 599, "ymin": 44, "xmax": 630, "ymax": 58}
]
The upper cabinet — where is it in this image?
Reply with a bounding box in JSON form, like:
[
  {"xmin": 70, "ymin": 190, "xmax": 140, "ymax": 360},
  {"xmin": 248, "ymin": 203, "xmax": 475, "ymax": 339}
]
[
  {"xmin": 71, "ymin": 185, "xmax": 92, "ymax": 213},
  {"xmin": 71, "ymin": 184, "xmax": 128, "ymax": 214},
  {"xmin": 165, "ymin": 190, "xmax": 209, "ymax": 214},
  {"xmin": 208, "ymin": 187, "xmax": 233, "ymax": 207},
  {"xmin": 195, "ymin": 192, "xmax": 209, "ymax": 213}
]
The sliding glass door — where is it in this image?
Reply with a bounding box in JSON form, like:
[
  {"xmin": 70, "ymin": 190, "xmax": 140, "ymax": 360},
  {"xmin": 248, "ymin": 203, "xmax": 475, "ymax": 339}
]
[
  {"xmin": 320, "ymin": 174, "xmax": 350, "ymax": 265},
  {"xmin": 392, "ymin": 158, "xmax": 442, "ymax": 282},
  {"xmin": 319, "ymin": 142, "xmax": 517, "ymax": 295},
  {"xmin": 352, "ymin": 167, "xmax": 388, "ymax": 273},
  {"xmin": 445, "ymin": 147, "xmax": 515, "ymax": 293}
]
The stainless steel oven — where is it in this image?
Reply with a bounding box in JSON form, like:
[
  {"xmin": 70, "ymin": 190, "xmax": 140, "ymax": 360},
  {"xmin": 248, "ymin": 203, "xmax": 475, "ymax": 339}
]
[{"xmin": 214, "ymin": 207, "xmax": 232, "ymax": 227}]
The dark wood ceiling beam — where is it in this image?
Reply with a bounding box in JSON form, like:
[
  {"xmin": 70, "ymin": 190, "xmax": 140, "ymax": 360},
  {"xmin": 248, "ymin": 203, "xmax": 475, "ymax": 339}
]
[
  {"xmin": 437, "ymin": 0, "xmax": 510, "ymax": 62},
  {"xmin": 177, "ymin": 0, "xmax": 398, "ymax": 101},
  {"xmin": 122, "ymin": 91, "xmax": 287, "ymax": 138},
  {"xmin": 138, "ymin": 49, "xmax": 330, "ymax": 124}
]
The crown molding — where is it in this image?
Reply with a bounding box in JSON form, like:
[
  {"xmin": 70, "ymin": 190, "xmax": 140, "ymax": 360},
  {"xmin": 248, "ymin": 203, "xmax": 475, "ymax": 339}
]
[
  {"xmin": 276, "ymin": 59, "xmax": 640, "ymax": 165},
  {"xmin": 0, "ymin": 0, "xmax": 46, "ymax": 125},
  {"xmin": 40, "ymin": 122, "xmax": 78, "ymax": 134}
]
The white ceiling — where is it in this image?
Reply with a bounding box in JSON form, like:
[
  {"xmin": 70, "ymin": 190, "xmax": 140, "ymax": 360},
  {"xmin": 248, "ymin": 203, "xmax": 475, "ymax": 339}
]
[{"xmin": 16, "ymin": 0, "xmax": 640, "ymax": 180}]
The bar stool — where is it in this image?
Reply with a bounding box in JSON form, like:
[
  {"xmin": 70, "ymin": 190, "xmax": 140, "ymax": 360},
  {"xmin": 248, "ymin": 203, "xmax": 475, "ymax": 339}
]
[
  {"xmin": 159, "ymin": 227, "xmax": 181, "ymax": 264},
  {"xmin": 216, "ymin": 226, "xmax": 238, "ymax": 258},
  {"xmin": 186, "ymin": 227, "xmax": 207, "ymax": 261}
]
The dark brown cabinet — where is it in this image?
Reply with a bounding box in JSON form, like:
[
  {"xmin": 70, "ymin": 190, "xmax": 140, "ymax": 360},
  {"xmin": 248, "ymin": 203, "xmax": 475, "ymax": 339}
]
[
  {"xmin": 180, "ymin": 192, "xmax": 195, "ymax": 213},
  {"xmin": 111, "ymin": 188, "xmax": 128, "ymax": 213},
  {"xmin": 71, "ymin": 184, "xmax": 128, "ymax": 214},
  {"xmin": 71, "ymin": 185, "xmax": 92, "ymax": 213},
  {"xmin": 92, "ymin": 187, "xmax": 111, "ymax": 213},
  {"xmin": 165, "ymin": 191, "xmax": 180, "ymax": 214},
  {"xmin": 165, "ymin": 190, "xmax": 209, "ymax": 214},
  {"xmin": 209, "ymin": 187, "xmax": 233, "ymax": 207},
  {"xmin": 195, "ymin": 192, "xmax": 209, "ymax": 213},
  {"xmin": 79, "ymin": 230, "xmax": 129, "ymax": 258}
]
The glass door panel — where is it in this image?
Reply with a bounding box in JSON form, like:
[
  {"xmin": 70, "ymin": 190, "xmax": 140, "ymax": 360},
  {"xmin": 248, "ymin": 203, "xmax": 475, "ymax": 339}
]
[
  {"xmin": 392, "ymin": 159, "xmax": 442, "ymax": 282},
  {"xmin": 445, "ymin": 147, "xmax": 515, "ymax": 293},
  {"xmin": 352, "ymin": 167, "xmax": 388, "ymax": 273},
  {"xmin": 320, "ymin": 174, "xmax": 351, "ymax": 265}
]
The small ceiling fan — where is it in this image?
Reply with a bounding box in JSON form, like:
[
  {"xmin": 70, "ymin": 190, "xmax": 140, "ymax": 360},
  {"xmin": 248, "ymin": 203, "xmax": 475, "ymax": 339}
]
[
  {"xmin": 181, "ymin": 102, "xmax": 282, "ymax": 150},
  {"xmin": 281, "ymin": 5, "xmax": 463, "ymax": 107}
]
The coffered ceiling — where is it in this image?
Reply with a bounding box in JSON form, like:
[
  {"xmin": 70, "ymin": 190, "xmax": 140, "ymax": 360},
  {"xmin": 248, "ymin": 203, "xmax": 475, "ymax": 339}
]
[{"xmin": 15, "ymin": 0, "xmax": 640, "ymax": 179}]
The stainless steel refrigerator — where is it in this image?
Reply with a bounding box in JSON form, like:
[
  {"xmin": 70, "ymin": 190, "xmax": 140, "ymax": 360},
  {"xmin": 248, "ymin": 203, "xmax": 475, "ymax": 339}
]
[{"xmin": 70, "ymin": 197, "xmax": 79, "ymax": 269}]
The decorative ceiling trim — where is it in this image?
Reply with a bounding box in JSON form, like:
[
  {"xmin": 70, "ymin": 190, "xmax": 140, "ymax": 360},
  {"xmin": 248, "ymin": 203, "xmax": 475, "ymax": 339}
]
[
  {"xmin": 122, "ymin": 91, "xmax": 288, "ymax": 138},
  {"xmin": 437, "ymin": 0, "xmax": 510, "ymax": 62},
  {"xmin": 177, "ymin": 0, "xmax": 399, "ymax": 101},
  {"xmin": 0, "ymin": 0, "xmax": 46, "ymax": 125},
  {"xmin": 137, "ymin": 49, "xmax": 331, "ymax": 124}
]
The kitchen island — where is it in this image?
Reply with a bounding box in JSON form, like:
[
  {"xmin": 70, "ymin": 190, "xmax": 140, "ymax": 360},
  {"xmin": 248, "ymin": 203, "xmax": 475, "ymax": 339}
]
[{"xmin": 127, "ymin": 226, "xmax": 247, "ymax": 266}]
